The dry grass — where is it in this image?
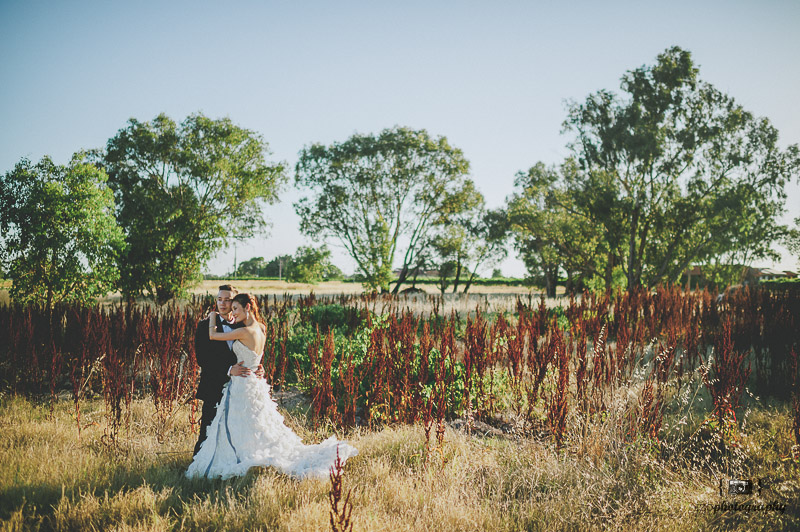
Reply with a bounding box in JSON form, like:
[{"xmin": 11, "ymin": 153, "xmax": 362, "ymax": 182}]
[{"xmin": 2, "ymin": 386, "xmax": 799, "ymax": 532}]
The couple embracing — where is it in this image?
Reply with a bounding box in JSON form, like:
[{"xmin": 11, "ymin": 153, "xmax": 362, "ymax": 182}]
[{"xmin": 186, "ymin": 285, "xmax": 357, "ymax": 480}]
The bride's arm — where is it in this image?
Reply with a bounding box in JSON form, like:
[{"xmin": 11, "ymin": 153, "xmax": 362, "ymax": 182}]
[{"xmin": 207, "ymin": 311, "xmax": 247, "ymax": 341}]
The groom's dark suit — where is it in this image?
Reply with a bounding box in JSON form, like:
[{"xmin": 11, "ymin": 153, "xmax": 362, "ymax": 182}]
[{"xmin": 193, "ymin": 315, "xmax": 243, "ymax": 455}]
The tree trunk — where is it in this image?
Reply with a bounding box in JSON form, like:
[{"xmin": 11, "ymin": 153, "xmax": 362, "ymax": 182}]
[
  {"xmin": 544, "ymin": 265, "xmax": 557, "ymax": 299},
  {"xmin": 392, "ymin": 264, "xmax": 410, "ymax": 295},
  {"xmin": 452, "ymin": 260, "xmax": 462, "ymax": 294},
  {"xmin": 411, "ymin": 265, "xmax": 420, "ymax": 288},
  {"xmin": 156, "ymin": 287, "xmax": 173, "ymax": 305},
  {"xmin": 604, "ymin": 253, "xmax": 615, "ymax": 290},
  {"xmin": 627, "ymin": 204, "xmax": 641, "ymax": 290},
  {"xmin": 463, "ymin": 266, "xmax": 480, "ymax": 295},
  {"xmin": 438, "ymin": 276, "xmax": 449, "ymax": 295}
]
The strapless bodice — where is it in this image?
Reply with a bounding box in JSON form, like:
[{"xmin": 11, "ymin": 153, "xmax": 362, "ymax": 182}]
[{"xmin": 232, "ymin": 340, "xmax": 263, "ymax": 369}]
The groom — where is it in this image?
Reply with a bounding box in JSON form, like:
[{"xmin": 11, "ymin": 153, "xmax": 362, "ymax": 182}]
[{"xmin": 193, "ymin": 284, "xmax": 262, "ymax": 455}]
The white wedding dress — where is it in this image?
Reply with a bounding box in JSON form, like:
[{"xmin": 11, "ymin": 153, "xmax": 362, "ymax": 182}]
[{"xmin": 186, "ymin": 340, "xmax": 358, "ymax": 480}]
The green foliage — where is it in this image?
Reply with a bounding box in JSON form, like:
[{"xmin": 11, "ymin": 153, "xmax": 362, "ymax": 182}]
[
  {"xmin": 423, "ymin": 184, "xmax": 507, "ymax": 294},
  {"xmin": 288, "ymin": 245, "xmax": 342, "ymax": 283},
  {"xmin": 303, "ymin": 304, "xmax": 366, "ymax": 334},
  {"xmin": 295, "ymin": 126, "xmax": 473, "ymax": 293},
  {"xmin": 508, "ymin": 161, "xmax": 599, "ymax": 296},
  {"xmin": 235, "ymin": 255, "xmax": 294, "ymax": 279},
  {"xmin": 100, "ymin": 113, "xmax": 287, "ymax": 303},
  {"xmin": 282, "ymin": 308, "xmax": 468, "ymax": 420},
  {"xmin": 760, "ymin": 278, "xmax": 800, "ymax": 292},
  {"xmin": 435, "ymin": 260, "xmax": 457, "ymax": 294},
  {"xmin": 585, "ymin": 265, "xmax": 627, "ymax": 293},
  {"xmin": 0, "ymin": 154, "xmax": 124, "ymax": 307},
  {"xmin": 235, "ymin": 256, "xmax": 269, "ymax": 277},
  {"xmin": 547, "ymin": 305, "xmax": 571, "ymax": 332},
  {"xmin": 281, "ymin": 304, "xmax": 368, "ymax": 382},
  {"xmin": 540, "ymin": 46, "xmax": 800, "ymax": 291},
  {"xmin": 786, "ymin": 217, "xmax": 800, "ymax": 269},
  {"xmin": 698, "ymin": 262, "xmax": 747, "ymax": 290},
  {"xmin": 235, "ymin": 247, "xmax": 342, "ymax": 283}
]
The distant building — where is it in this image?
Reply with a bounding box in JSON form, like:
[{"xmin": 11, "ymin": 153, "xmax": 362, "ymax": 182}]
[
  {"xmin": 743, "ymin": 267, "xmax": 797, "ymax": 284},
  {"xmin": 681, "ymin": 265, "xmax": 797, "ymax": 289}
]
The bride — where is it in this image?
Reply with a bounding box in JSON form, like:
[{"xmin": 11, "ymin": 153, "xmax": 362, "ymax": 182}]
[{"xmin": 185, "ymin": 293, "xmax": 358, "ymax": 480}]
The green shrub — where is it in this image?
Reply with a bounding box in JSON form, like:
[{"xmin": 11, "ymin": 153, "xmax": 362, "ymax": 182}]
[{"xmin": 760, "ymin": 278, "xmax": 800, "ymax": 291}]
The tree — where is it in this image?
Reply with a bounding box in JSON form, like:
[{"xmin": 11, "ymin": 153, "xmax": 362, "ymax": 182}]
[
  {"xmin": 507, "ymin": 161, "xmax": 605, "ymax": 296},
  {"xmin": 0, "ymin": 154, "xmax": 124, "ymax": 308},
  {"xmin": 435, "ymin": 260, "xmax": 457, "ymax": 295},
  {"xmin": 288, "ymin": 245, "xmax": 341, "ymax": 283},
  {"xmin": 295, "ymin": 126, "xmax": 473, "ymax": 293},
  {"xmin": 235, "ymin": 256, "xmax": 268, "ymax": 277},
  {"xmin": 786, "ymin": 218, "xmax": 800, "ymax": 270},
  {"xmin": 425, "ymin": 180, "xmax": 481, "ymax": 293},
  {"xmin": 563, "ymin": 46, "xmax": 800, "ymax": 289},
  {"xmin": 429, "ymin": 226, "xmax": 464, "ymax": 294},
  {"xmin": 264, "ymin": 255, "xmax": 294, "ymax": 280},
  {"xmin": 100, "ymin": 113, "xmax": 287, "ymax": 303},
  {"xmin": 427, "ymin": 204, "xmax": 509, "ymax": 294}
]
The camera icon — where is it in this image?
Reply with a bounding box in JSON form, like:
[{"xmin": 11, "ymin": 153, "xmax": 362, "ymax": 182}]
[
  {"xmin": 719, "ymin": 478, "xmax": 761, "ymax": 496},
  {"xmin": 728, "ymin": 480, "xmax": 753, "ymax": 495}
]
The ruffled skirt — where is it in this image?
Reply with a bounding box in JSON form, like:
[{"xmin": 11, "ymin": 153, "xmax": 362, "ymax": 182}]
[{"xmin": 186, "ymin": 376, "xmax": 357, "ymax": 480}]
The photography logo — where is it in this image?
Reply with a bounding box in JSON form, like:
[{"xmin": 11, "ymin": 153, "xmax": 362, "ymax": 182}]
[{"xmin": 691, "ymin": 478, "xmax": 788, "ymax": 515}]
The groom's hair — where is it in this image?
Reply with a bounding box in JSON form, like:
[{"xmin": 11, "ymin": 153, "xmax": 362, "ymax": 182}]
[{"xmin": 218, "ymin": 284, "xmax": 238, "ymax": 294}]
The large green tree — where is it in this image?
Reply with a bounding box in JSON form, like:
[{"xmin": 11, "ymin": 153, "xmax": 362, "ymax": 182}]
[
  {"xmin": 100, "ymin": 113, "xmax": 287, "ymax": 303},
  {"xmin": 507, "ymin": 161, "xmax": 602, "ymax": 296},
  {"xmin": 288, "ymin": 245, "xmax": 342, "ymax": 283},
  {"xmin": 563, "ymin": 46, "xmax": 800, "ymax": 289},
  {"xmin": 295, "ymin": 126, "xmax": 473, "ymax": 293},
  {"xmin": 263, "ymin": 255, "xmax": 294, "ymax": 279},
  {"xmin": 235, "ymin": 256, "xmax": 269, "ymax": 277},
  {"xmin": 427, "ymin": 199, "xmax": 508, "ymax": 294},
  {"xmin": 0, "ymin": 154, "xmax": 124, "ymax": 308}
]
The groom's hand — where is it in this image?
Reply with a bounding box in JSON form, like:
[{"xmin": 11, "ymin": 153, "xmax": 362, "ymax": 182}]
[
  {"xmin": 230, "ymin": 362, "xmax": 251, "ymax": 377},
  {"xmin": 255, "ymin": 364, "xmax": 265, "ymax": 379}
]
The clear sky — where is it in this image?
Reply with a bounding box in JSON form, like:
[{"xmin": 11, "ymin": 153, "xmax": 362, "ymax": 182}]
[{"xmin": 2, "ymin": 0, "xmax": 798, "ymax": 276}]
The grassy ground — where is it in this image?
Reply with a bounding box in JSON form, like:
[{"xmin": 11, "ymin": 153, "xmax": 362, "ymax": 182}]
[{"xmin": 2, "ymin": 387, "xmax": 799, "ymax": 531}]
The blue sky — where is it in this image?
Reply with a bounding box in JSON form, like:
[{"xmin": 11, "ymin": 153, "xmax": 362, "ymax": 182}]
[{"xmin": 2, "ymin": 0, "xmax": 798, "ymax": 276}]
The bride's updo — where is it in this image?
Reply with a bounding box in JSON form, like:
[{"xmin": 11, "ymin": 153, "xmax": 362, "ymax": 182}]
[{"xmin": 233, "ymin": 293, "xmax": 265, "ymax": 329}]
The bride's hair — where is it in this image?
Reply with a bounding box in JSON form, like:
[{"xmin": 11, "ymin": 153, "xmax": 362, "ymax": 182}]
[{"xmin": 233, "ymin": 293, "xmax": 265, "ymax": 330}]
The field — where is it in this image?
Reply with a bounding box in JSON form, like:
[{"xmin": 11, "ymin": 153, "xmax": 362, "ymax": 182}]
[
  {"xmin": 1, "ymin": 285, "xmax": 799, "ymax": 530},
  {"xmin": 1, "ymin": 394, "xmax": 796, "ymax": 531},
  {"xmin": 190, "ymin": 280, "xmax": 545, "ymax": 296}
]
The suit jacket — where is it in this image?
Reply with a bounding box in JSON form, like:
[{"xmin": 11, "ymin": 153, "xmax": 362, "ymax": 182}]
[{"xmin": 194, "ymin": 315, "xmax": 242, "ymax": 403}]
